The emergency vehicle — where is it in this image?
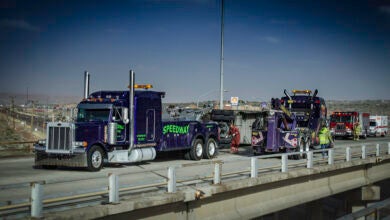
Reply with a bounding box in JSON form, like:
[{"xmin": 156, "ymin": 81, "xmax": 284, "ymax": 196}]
[
  {"xmin": 329, "ymin": 112, "xmax": 369, "ymax": 139},
  {"xmin": 369, "ymin": 116, "xmax": 388, "ymax": 137}
]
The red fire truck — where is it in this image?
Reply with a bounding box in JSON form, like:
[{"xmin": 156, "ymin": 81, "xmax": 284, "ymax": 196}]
[{"xmin": 329, "ymin": 112, "xmax": 370, "ymax": 139}]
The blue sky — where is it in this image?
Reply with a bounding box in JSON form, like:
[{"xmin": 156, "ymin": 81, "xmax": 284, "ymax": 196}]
[{"xmin": 0, "ymin": 0, "xmax": 389, "ymax": 103}]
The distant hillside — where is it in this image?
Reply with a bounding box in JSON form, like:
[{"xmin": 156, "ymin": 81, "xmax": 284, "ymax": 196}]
[
  {"xmin": 1, "ymin": 93, "xmax": 389, "ymax": 117},
  {"xmin": 327, "ymin": 100, "xmax": 390, "ymax": 117},
  {"xmin": 165, "ymin": 100, "xmax": 390, "ymax": 118},
  {"xmin": 0, "ymin": 93, "xmax": 80, "ymax": 106}
]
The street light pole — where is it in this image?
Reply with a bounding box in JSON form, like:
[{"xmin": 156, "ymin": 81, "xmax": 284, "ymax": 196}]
[{"xmin": 219, "ymin": 0, "xmax": 225, "ymax": 110}]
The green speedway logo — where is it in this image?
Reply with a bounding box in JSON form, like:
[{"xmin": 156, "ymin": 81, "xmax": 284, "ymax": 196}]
[{"xmin": 163, "ymin": 124, "xmax": 189, "ymax": 135}]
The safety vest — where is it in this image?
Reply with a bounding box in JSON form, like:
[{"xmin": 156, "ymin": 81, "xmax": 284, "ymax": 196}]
[
  {"xmin": 319, "ymin": 127, "xmax": 330, "ymax": 144},
  {"xmin": 354, "ymin": 124, "xmax": 361, "ymax": 134}
]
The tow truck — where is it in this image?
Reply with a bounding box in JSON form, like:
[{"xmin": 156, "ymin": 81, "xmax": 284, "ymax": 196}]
[
  {"xmin": 251, "ymin": 89, "xmax": 327, "ymax": 158},
  {"xmin": 34, "ymin": 70, "xmax": 219, "ymax": 171}
]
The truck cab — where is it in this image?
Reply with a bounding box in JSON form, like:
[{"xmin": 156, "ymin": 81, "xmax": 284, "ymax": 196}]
[{"xmin": 35, "ymin": 90, "xmax": 164, "ymax": 171}]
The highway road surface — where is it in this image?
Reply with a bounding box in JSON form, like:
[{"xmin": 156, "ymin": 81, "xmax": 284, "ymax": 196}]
[{"xmin": 0, "ymin": 136, "xmax": 389, "ymax": 208}]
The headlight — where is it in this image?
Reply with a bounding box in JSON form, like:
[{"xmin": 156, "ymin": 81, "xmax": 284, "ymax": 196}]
[
  {"xmin": 38, "ymin": 139, "xmax": 46, "ymax": 145},
  {"xmin": 74, "ymin": 141, "xmax": 88, "ymax": 147}
]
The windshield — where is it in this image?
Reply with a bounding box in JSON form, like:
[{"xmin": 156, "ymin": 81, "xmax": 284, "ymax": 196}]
[
  {"xmin": 370, "ymin": 121, "xmax": 376, "ymax": 126},
  {"xmin": 77, "ymin": 108, "xmax": 110, "ymax": 122},
  {"xmin": 331, "ymin": 115, "xmax": 352, "ymax": 123}
]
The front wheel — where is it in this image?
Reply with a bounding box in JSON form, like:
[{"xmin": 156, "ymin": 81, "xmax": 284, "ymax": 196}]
[
  {"xmin": 87, "ymin": 145, "xmax": 104, "ymax": 171},
  {"xmin": 203, "ymin": 138, "xmax": 218, "ymax": 159}
]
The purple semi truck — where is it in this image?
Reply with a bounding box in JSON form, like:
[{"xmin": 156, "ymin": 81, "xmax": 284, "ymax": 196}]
[
  {"xmin": 251, "ymin": 89, "xmax": 328, "ymax": 159},
  {"xmin": 34, "ymin": 70, "xmax": 219, "ymax": 171}
]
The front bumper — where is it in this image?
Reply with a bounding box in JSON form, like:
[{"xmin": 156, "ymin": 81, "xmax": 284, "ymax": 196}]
[
  {"xmin": 368, "ymin": 130, "xmax": 377, "ymax": 136},
  {"xmin": 334, "ymin": 131, "xmax": 352, "ymax": 137},
  {"xmin": 34, "ymin": 148, "xmax": 88, "ymax": 167}
]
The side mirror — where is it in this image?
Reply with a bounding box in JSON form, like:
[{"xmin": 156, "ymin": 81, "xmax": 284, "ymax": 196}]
[
  {"xmin": 122, "ymin": 107, "xmax": 129, "ymax": 124},
  {"xmin": 71, "ymin": 108, "xmax": 78, "ymax": 121}
]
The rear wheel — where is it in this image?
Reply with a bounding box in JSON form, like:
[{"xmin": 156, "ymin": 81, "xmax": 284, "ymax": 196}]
[
  {"xmin": 185, "ymin": 139, "xmax": 203, "ymax": 161},
  {"xmin": 203, "ymin": 138, "xmax": 218, "ymax": 159},
  {"xmin": 87, "ymin": 145, "xmax": 104, "ymax": 171},
  {"xmin": 290, "ymin": 138, "xmax": 306, "ymax": 160}
]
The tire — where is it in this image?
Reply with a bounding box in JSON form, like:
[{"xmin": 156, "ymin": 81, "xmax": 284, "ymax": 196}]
[
  {"xmin": 203, "ymin": 138, "xmax": 218, "ymax": 159},
  {"xmin": 185, "ymin": 139, "xmax": 203, "ymax": 161},
  {"xmin": 291, "ymin": 138, "xmax": 306, "ymax": 160},
  {"xmin": 87, "ymin": 145, "xmax": 104, "ymax": 171}
]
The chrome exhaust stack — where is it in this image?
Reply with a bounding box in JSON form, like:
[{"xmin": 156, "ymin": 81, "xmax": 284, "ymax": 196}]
[
  {"xmin": 129, "ymin": 70, "xmax": 135, "ymax": 153},
  {"xmin": 126, "ymin": 69, "xmax": 156, "ymax": 162},
  {"xmin": 312, "ymin": 89, "xmax": 318, "ymax": 99},
  {"xmin": 105, "ymin": 69, "xmax": 157, "ymax": 164},
  {"xmin": 284, "ymin": 89, "xmax": 292, "ymax": 110},
  {"xmin": 84, "ymin": 71, "xmax": 90, "ymax": 99}
]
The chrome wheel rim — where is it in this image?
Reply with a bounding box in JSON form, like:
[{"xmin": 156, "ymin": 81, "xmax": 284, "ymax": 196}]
[
  {"xmin": 208, "ymin": 141, "xmax": 216, "ymax": 156},
  {"xmin": 196, "ymin": 143, "xmax": 203, "ymax": 157},
  {"xmin": 92, "ymin": 151, "xmax": 102, "ymax": 168}
]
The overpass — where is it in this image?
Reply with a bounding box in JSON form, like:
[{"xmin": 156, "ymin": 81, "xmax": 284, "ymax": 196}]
[{"xmin": 1, "ymin": 141, "xmax": 390, "ymax": 219}]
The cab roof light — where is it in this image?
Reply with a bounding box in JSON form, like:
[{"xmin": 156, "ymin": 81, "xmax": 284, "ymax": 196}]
[
  {"xmin": 292, "ymin": 89, "xmax": 312, "ymax": 95},
  {"xmin": 129, "ymin": 84, "xmax": 153, "ymax": 90}
]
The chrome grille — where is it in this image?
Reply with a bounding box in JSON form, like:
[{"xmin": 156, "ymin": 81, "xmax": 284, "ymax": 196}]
[
  {"xmin": 336, "ymin": 123, "xmax": 345, "ymax": 130},
  {"xmin": 47, "ymin": 122, "xmax": 73, "ymax": 152}
]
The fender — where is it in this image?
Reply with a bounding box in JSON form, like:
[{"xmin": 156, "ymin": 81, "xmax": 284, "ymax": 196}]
[
  {"xmin": 191, "ymin": 133, "xmax": 205, "ymax": 147},
  {"xmin": 85, "ymin": 141, "xmax": 107, "ymax": 153}
]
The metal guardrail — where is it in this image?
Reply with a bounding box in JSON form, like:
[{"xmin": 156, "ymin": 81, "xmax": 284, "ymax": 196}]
[
  {"xmin": 0, "ymin": 141, "xmax": 37, "ymax": 154},
  {"xmin": 337, "ymin": 197, "xmax": 390, "ymax": 220},
  {"xmin": 0, "ymin": 142, "xmax": 390, "ymax": 218},
  {"xmin": 0, "ymin": 141, "xmax": 37, "ymax": 145}
]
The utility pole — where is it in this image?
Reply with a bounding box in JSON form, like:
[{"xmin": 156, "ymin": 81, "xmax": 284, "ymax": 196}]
[
  {"xmin": 10, "ymin": 96, "xmax": 15, "ymax": 130},
  {"xmin": 31, "ymin": 101, "xmax": 35, "ymax": 131},
  {"xmin": 219, "ymin": 0, "xmax": 225, "ymax": 110},
  {"xmin": 44, "ymin": 96, "xmax": 48, "ymax": 132}
]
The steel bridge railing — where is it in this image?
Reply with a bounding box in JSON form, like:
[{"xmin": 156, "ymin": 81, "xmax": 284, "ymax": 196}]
[{"xmin": 0, "ymin": 142, "xmax": 389, "ymax": 219}]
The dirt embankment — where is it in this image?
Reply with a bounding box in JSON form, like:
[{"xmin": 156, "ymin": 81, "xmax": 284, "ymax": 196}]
[{"xmin": 0, "ymin": 113, "xmax": 42, "ymax": 158}]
